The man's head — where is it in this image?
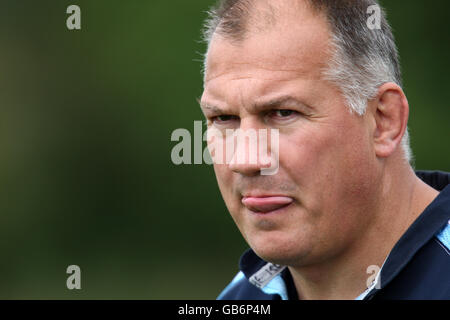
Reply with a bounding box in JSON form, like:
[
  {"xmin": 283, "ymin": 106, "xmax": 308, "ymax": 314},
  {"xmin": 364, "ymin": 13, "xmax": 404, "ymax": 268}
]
[{"xmin": 200, "ymin": 0, "xmax": 411, "ymax": 267}]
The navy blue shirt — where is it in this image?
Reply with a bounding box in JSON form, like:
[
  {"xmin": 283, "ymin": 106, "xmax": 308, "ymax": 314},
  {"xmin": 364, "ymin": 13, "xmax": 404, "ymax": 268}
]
[{"xmin": 218, "ymin": 171, "xmax": 450, "ymax": 300}]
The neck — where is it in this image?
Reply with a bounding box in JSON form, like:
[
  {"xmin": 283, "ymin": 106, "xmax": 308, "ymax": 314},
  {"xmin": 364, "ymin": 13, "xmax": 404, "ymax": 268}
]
[{"xmin": 289, "ymin": 163, "xmax": 439, "ymax": 300}]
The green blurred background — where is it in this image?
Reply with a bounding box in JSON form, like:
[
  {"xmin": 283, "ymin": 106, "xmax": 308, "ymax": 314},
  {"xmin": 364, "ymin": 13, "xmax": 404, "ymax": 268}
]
[{"xmin": 0, "ymin": 0, "xmax": 448, "ymax": 299}]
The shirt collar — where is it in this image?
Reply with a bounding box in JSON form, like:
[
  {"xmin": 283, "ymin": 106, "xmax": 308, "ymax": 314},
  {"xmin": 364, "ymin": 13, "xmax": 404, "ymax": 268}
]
[{"xmin": 370, "ymin": 171, "xmax": 450, "ymax": 295}]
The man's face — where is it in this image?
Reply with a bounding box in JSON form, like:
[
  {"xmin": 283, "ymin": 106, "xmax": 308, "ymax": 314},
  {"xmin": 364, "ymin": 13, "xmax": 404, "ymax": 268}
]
[{"xmin": 201, "ymin": 4, "xmax": 381, "ymax": 267}]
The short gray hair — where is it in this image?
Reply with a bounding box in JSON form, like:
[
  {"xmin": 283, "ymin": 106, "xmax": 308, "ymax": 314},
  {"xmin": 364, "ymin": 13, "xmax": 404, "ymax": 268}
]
[{"xmin": 202, "ymin": 0, "xmax": 413, "ymax": 163}]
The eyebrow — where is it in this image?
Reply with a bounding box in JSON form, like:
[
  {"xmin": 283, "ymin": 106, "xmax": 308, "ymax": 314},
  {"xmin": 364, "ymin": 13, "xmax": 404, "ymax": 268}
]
[
  {"xmin": 253, "ymin": 96, "xmax": 314, "ymax": 113},
  {"xmin": 199, "ymin": 95, "xmax": 313, "ymax": 115},
  {"xmin": 200, "ymin": 103, "xmax": 222, "ymax": 114},
  {"xmin": 198, "ymin": 98, "xmax": 225, "ymax": 115}
]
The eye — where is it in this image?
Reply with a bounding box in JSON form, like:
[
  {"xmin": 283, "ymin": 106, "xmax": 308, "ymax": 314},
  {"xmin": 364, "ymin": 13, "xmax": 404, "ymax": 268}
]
[
  {"xmin": 276, "ymin": 110, "xmax": 294, "ymax": 117},
  {"xmin": 270, "ymin": 109, "xmax": 299, "ymax": 119},
  {"xmin": 211, "ymin": 115, "xmax": 239, "ymax": 123}
]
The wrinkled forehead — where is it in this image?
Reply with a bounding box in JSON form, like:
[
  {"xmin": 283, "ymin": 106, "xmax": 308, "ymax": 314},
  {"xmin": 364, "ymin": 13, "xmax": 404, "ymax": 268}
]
[{"xmin": 204, "ymin": 1, "xmax": 332, "ymax": 84}]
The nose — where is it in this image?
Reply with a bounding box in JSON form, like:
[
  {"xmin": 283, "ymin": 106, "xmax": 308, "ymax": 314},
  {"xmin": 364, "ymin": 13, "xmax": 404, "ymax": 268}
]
[
  {"xmin": 228, "ymin": 125, "xmax": 278, "ymax": 176},
  {"xmin": 228, "ymin": 136, "xmax": 263, "ymax": 176}
]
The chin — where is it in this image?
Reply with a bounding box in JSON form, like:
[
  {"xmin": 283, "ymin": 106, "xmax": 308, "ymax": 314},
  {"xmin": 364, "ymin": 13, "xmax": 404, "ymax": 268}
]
[{"xmin": 248, "ymin": 232, "xmax": 313, "ymax": 267}]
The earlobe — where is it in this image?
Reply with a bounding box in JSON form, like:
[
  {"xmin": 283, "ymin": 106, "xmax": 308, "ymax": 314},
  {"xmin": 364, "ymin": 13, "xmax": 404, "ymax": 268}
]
[{"xmin": 372, "ymin": 83, "xmax": 409, "ymax": 159}]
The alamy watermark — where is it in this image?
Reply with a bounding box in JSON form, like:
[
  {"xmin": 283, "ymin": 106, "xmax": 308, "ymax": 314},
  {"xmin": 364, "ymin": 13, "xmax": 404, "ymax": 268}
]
[
  {"xmin": 367, "ymin": 5, "xmax": 381, "ymax": 30},
  {"xmin": 66, "ymin": 265, "xmax": 81, "ymax": 290},
  {"xmin": 171, "ymin": 121, "xmax": 279, "ymax": 175},
  {"xmin": 366, "ymin": 264, "xmax": 382, "ymax": 290},
  {"xmin": 66, "ymin": 5, "xmax": 81, "ymax": 30}
]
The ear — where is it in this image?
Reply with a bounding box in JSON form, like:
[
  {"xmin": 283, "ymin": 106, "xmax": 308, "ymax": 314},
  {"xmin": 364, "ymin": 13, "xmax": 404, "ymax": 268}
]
[{"xmin": 369, "ymin": 83, "xmax": 409, "ymax": 159}]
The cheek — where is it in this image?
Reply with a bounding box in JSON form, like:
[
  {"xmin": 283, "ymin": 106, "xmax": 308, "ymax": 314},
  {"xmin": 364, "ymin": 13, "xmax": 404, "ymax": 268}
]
[
  {"xmin": 213, "ymin": 163, "xmax": 239, "ymax": 213},
  {"xmin": 280, "ymin": 125, "xmax": 338, "ymax": 190},
  {"xmin": 280, "ymin": 119, "xmax": 375, "ymax": 211},
  {"xmin": 276, "ymin": 121, "xmax": 378, "ymax": 254},
  {"xmin": 213, "ymin": 164, "xmax": 250, "ymax": 239},
  {"xmin": 213, "ymin": 164, "xmax": 231, "ymax": 195}
]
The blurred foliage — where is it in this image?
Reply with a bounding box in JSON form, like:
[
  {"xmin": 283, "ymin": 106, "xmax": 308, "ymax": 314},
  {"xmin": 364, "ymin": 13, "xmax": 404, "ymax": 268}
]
[{"xmin": 0, "ymin": 0, "xmax": 448, "ymax": 299}]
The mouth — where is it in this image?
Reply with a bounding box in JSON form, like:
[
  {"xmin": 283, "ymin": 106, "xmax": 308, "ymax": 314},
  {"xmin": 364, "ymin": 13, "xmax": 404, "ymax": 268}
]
[{"xmin": 241, "ymin": 196, "xmax": 294, "ymax": 215}]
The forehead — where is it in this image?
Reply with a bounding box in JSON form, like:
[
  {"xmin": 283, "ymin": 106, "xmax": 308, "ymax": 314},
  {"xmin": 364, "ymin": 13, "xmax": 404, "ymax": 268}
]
[{"xmin": 204, "ymin": 2, "xmax": 332, "ymax": 84}]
